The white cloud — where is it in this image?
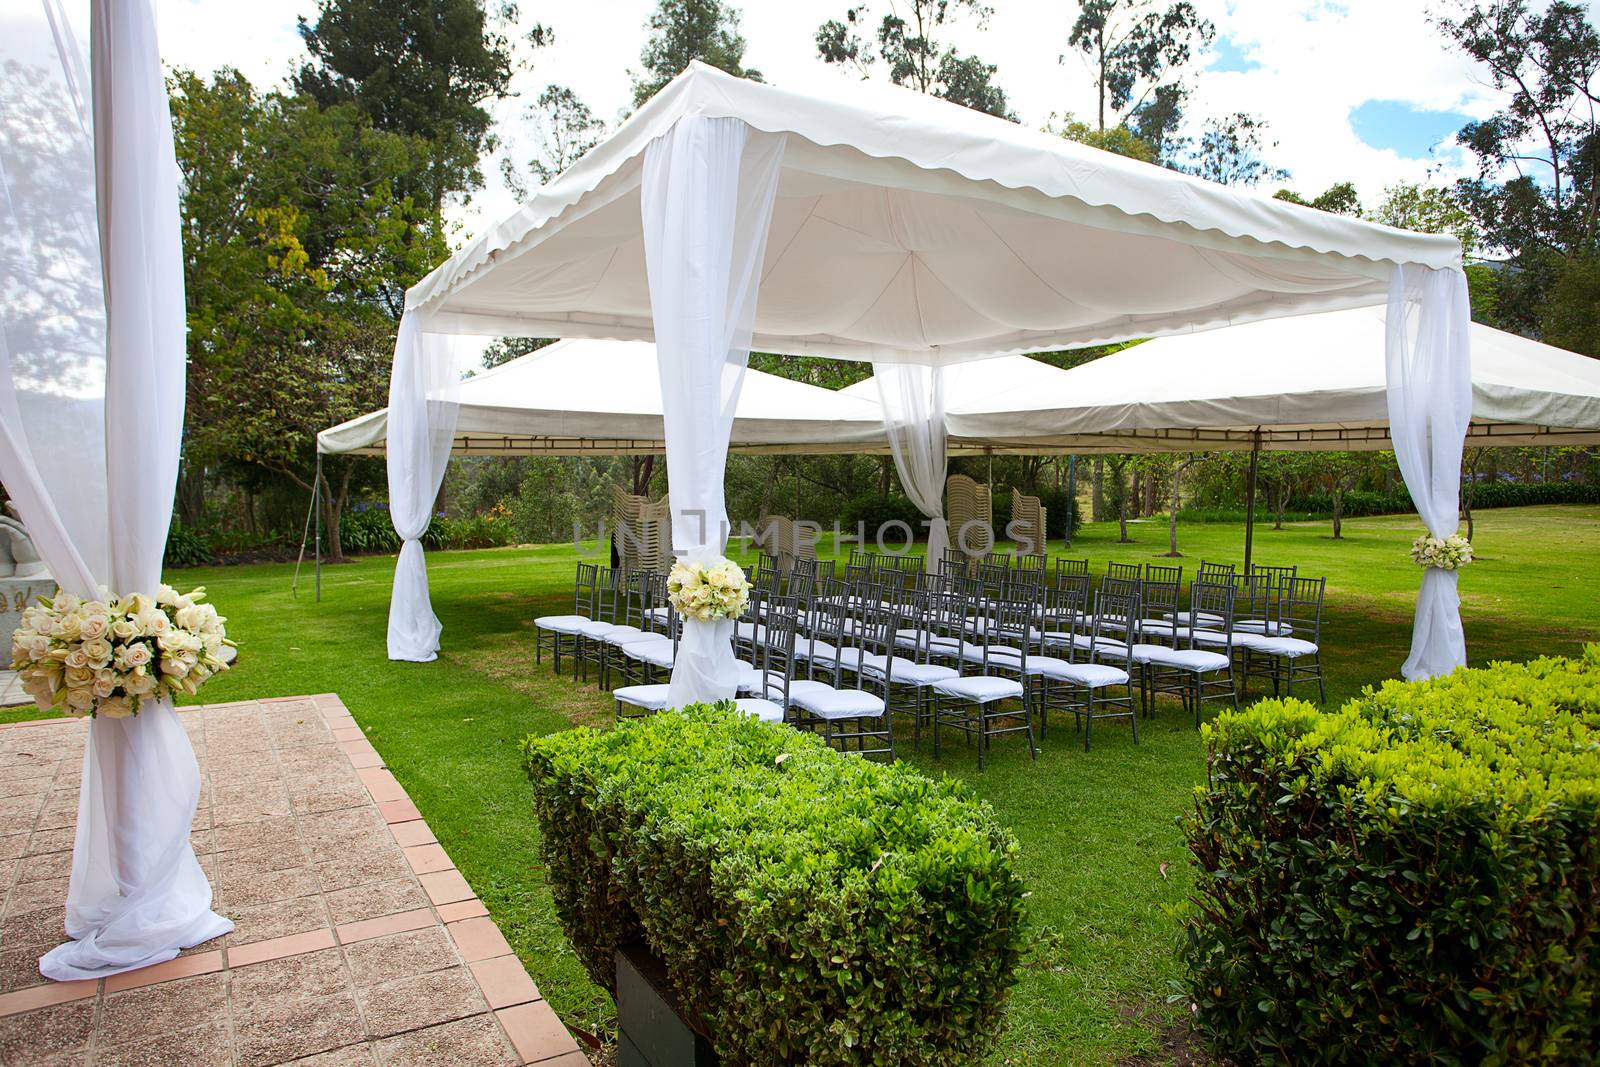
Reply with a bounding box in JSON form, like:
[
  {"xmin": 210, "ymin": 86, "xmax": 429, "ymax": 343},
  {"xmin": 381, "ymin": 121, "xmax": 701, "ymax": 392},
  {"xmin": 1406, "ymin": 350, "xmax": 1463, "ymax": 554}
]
[{"xmin": 152, "ymin": 0, "xmax": 1589, "ymax": 235}]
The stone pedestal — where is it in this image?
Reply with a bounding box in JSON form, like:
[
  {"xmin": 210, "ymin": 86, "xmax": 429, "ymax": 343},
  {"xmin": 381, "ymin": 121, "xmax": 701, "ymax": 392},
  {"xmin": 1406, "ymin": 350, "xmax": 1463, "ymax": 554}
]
[{"xmin": 616, "ymin": 945, "xmax": 719, "ymax": 1067}]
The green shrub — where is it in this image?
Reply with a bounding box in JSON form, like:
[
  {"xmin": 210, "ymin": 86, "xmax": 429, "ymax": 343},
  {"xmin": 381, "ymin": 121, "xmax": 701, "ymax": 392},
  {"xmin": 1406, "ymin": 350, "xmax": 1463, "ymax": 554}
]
[
  {"xmin": 522, "ymin": 704, "xmax": 1028, "ymax": 1066},
  {"xmin": 838, "ymin": 493, "xmax": 928, "ymax": 539},
  {"xmin": 339, "ymin": 508, "xmax": 516, "ymax": 555},
  {"xmin": 992, "ymin": 489, "xmax": 1079, "ymax": 541},
  {"xmin": 339, "ymin": 507, "xmax": 402, "ymax": 554},
  {"xmin": 163, "ymin": 525, "xmax": 212, "ymax": 568},
  {"xmin": 1178, "ymin": 647, "xmax": 1600, "ymax": 1065}
]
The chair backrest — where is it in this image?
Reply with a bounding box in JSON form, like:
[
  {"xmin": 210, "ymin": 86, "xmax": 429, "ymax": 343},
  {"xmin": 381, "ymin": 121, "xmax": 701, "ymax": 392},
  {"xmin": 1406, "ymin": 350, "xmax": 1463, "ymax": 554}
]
[
  {"xmin": 1278, "ymin": 576, "xmax": 1325, "ymax": 644},
  {"xmin": 963, "ymin": 595, "xmax": 1026, "ymax": 676},
  {"xmin": 1107, "ymin": 561, "xmax": 1141, "ymax": 581},
  {"xmin": 1231, "ymin": 572, "xmax": 1272, "ymax": 627},
  {"xmin": 751, "ymin": 596, "xmax": 799, "ymax": 705},
  {"xmin": 1186, "ymin": 579, "xmax": 1236, "ymax": 651},
  {"xmin": 573, "ymin": 562, "xmax": 600, "ymax": 615},
  {"xmin": 1249, "ymin": 562, "xmax": 1297, "ymax": 592},
  {"xmin": 1140, "ymin": 575, "xmax": 1181, "ymax": 627},
  {"xmin": 592, "ymin": 567, "xmax": 624, "ymax": 625},
  {"xmin": 1015, "ymin": 552, "xmax": 1048, "ymax": 577},
  {"xmin": 813, "ymin": 559, "xmax": 837, "ymax": 585},
  {"xmin": 853, "ymin": 602, "xmax": 900, "ymax": 695},
  {"xmin": 1146, "ymin": 562, "xmax": 1183, "ymax": 586},
  {"xmin": 1091, "ymin": 586, "xmax": 1139, "ymax": 673},
  {"xmin": 1048, "ymin": 573, "xmax": 1091, "ymax": 628},
  {"xmin": 618, "ymin": 571, "xmax": 648, "ymax": 629},
  {"xmin": 987, "ymin": 552, "xmax": 1011, "ymax": 569},
  {"xmin": 1197, "ymin": 560, "xmax": 1236, "ymax": 581}
]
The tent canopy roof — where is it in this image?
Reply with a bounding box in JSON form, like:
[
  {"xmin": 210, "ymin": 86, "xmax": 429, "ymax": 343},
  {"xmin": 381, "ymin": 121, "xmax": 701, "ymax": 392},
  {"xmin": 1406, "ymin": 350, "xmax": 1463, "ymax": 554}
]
[
  {"xmin": 407, "ymin": 63, "xmax": 1461, "ymax": 365},
  {"xmin": 918, "ymin": 307, "xmax": 1600, "ymax": 452},
  {"xmin": 317, "ymin": 337, "xmax": 887, "ymax": 457}
]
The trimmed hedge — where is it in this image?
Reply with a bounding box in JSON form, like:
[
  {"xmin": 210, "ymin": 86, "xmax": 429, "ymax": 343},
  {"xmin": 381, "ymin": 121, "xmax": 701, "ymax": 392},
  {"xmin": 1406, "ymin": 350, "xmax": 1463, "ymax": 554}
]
[
  {"xmin": 1290, "ymin": 480, "xmax": 1600, "ymax": 519},
  {"xmin": 522, "ymin": 703, "xmax": 1028, "ymax": 1066},
  {"xmin": 1178, "ymin": 647, "xmax": 1600, "ymax": 1065}
]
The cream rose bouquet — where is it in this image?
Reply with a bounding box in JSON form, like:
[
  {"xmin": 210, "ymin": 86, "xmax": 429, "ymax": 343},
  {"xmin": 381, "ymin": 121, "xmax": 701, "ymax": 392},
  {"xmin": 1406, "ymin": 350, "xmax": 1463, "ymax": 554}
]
[
  {"xmin": 666, "ymin": 558, "xmax": 752, "ymax": 622},
  {"xmin": 1410, "ymin": 532, "xmax": 1474, "ymax": 571},
  {"xmin": 9, "ymin": 584, "xmax": 233, "ymax": 718}
]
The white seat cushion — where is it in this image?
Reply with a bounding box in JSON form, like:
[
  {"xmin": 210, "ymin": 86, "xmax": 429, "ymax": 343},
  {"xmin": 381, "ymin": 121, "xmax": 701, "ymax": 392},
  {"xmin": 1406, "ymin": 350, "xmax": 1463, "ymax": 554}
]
[
  {"xmin": 1134, "ymin": 645, "xmax": 1231, "ymax": 671},
  {"xmin": 733, "ymin": 697, "xmax": 786, "ymax": 723},
  {"xmin": 1253, "ymin": 636, "xmax": 1319, "ymax": 657},
  {"xmin": 793, "ymin": 637, "xmax": 837, "ymax": 661},
  {"xmin": 1049, "ymin": 661, "xmax": 1130, "ymax": 688},
  {"xmin": 576, "ymin": 619, "xmax": 622, "ymax": 639},
  {"xmin": 1136, "ymin": 620, "xmax": 1177, "ymax": 638},
  {"xmin": 644, "ymin": 606, "xmax": 670, "ymax": 623},
  {"xmin": 535, "ymin": 614, "xmax": 589, "ymax": 634},
  {"xmin": 734, "ymin": 620, "xmax": 762, "ymax": 643},
  {"xmin": 624, "ymin": 639, "xmax": 675, "ymax": 668},
  {"xmin": 1165, "ymin": 610, "xmax": 1223, "ymax": 628},
  {"xmin": 601, "ymin": 625, "xmax": 648, "ymax": 646},
  {"xmin": 858, "ymin": 652, "xmax": 958, "ymax": 685},
  {"xmin": 1234, "ymin": 619, "xmax": 1295, "ymax": 636},
  {"xmin": 788, "ymin": 680, "xmax": 886, "ymax": 719},
  {"xmin": 932, "ymin": 675, "xmax": 1024, "ymax": 702},
  {"xmin": 613, "ymin": 684, "xmax": 673, "ymax": 711},
  {"xmin": 957, "ymin": 642, "xmax": 1019, "ymax": 665}
]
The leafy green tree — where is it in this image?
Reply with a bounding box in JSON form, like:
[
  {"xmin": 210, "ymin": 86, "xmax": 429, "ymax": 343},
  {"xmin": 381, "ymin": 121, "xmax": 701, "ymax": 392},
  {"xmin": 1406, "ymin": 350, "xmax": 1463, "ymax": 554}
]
[
  {"xmin": 1436, "ymin": 1, "xmax": 1599, "ymax": 337},
  {"xmin": 1063, "ymin": 0, "xmax": 1213, "ymax": 135},
  {"xmin": 1046, "ymin": 113, "xmax": 1157, "ymax": 162},
  {"xmin": 816, "ymin": 1, "xmax": 1016, "ymax": 119},
  {"xmin": 1186, "ymin": 111, "xmax": 1287, "ymax": 187},
  {"xmin": 1368, "ymin": 182, "xmax": 1501, "ymax": 325},
  {"xmin": 500, "ymin": 84, "xmax": 606, "ymax": 199},
  {"xmin": 482, "ymin": 336, "xmax": 555, "ymax": 368},
  {"xmin": 1274, "ymin": 181, "xmax": 1362, "ymax": 216},
  {"xmin": 295, "ymin": 0, "xmax": 537, "ymax": 212},
  {"xmin": 632, "ymin": 0, "xmax": 761, "ymax": 107}
]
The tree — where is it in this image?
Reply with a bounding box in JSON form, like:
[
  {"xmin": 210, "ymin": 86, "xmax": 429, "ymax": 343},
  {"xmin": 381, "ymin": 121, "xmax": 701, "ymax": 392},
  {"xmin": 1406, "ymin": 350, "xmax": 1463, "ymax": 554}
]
[
  {"xmin": 1311, "ymin": 452, "xmax": 1366, "ymax": 539},
  {"xmin": 1274, "ymin": 181, "xmax": 1362, "ymax": 216},
  {"xmin": 1368, "ymin": 182, "xmax": 1503, "ymax": 325},
  {"xmin": 1046, "ymin": 113, "xmax": 1158, "ymax": 162},
  {"xmin": 1185, "ymin": 111, "xmax": 1288, "ymax": 187},
  {"xmin": 816, "ymin": 1, "xmax": 1016, "ymax": 119},
  {"xmin": 1435, "ymin": 1, "xmax": 1599, "ymax": 337},
  {"xmin": 482, "ymin": 336, "xmax": 555, "ymax": 369},
  {"xmin": 295, "ymin": 0, "xmax": 537, "ymax": 212},
  {"xmin": 500, "ymin": 85, "xmax": 606, "ymax": 199},
  {"xmin": 1103, "ymin": 454, "xmax": 1135, "ymax": 541},
  {"xmin": 1063, "ymin": 0, "xmax": 1213, "ymax": 134},
  {"xmin": 632, "ymin": 0, "xmax": 761, "ymax": 108},
  {"xmin": 1157, "ymin": 454, "xmax": 1201, "ymax": 556}
]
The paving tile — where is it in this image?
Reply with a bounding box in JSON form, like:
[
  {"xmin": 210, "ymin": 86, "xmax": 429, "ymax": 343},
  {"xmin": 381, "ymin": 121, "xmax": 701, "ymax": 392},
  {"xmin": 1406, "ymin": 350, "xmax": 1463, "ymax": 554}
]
[
  {"xmin": 100, "ymin": 972, "xmax": 229, "ymax": 1046},
  {"xmin": 228, "ymin": 894, "xmax": 329, "ymax": 946},
  {"xmin": 325, "ymin": 879, "xmax": 429, "ymax": 927},
  {"xmin": 356, "ymin": 769, "xmax": 407, "ymax": 805},
  {"xmin": 285, "ymin": 1044, "xmax": 378, "ymax": 1066},
  {"xmin": 227, "ymin": 927, "xmax": 338, "ymax": 968},
  {"xmin": 376, "ymin": 800, "xmax": 421, "ymax": 824},
  {"xmin": 418, "ymin": 869, "xmax": 474, "ymax": 906},
  {"xmin": 230, "ymin": 946, "xmax": 347, "ymax": 1006},
  {"xmin": 447, "ymin": 917, "xmax": 513, "ymax": 963},
  {"xmin": 387, "ymin": 820, "xmax": 437, "ymax": 848},
  {"xmin": 373, "ymin": 1013, "xmax": 519, "ymax": 1067},
  {"xmin": 224, "ymin": 865, "xmax": 323, "ymax": 909},
  {"xmin": 336, "ymin": 908, "xmax": 435, "ymax": 947},
  {"xmin": 234, "ymin": 990, "xmax": 365, "ymax": 1067},
  {"xmin": 403, "ymin": 843, "xmax": 454, "ymax": 876},
  {"xmin": 357, "ymin": 967, "xmax": 485, "ymax": 1037},
  {"xmin": 103, "ymin": 948, "xmax": 224, "ymax": 993},
  {"xmin": 0, "ymin": 999, "xmax": 95, "ymax": 1064},
  {"xmin": 93, "ymin": 1022, "xmax": 233, "ymax": 1067},
  {"xmin": 22, "ymin": 827, "xmax": 74, "ymax": 856},
  {"xmin": 0, "ymin": 905, "xmax": 67, "ymax": 949},
  {"xmin": 469, "ymin": 955, "xmax": 541, "ymax": 1010},
  {"xmin": 528, "ymin": 1052, "xmax": 591, "ymax": 1067},
  {"xmin": 494, "ymin": 1002, "xmax": 582, "ymax": 1063},
  {"xmin": 437, "ymin": 899, "xmax": 491, "ymax": 923},
  {"xmin": 5, "ymin": 875, "xmax": 72, "ymax": 916},
  {"xmin": 0, "ymin": 945, "xmax": 47, "ymax": 994},
  {"xmin": 315, "ymin": 847, "xmax": 413, "ymax": 894},
  {"xmin": 343, "ymin": 926, "xmax": 459, "ymax": 988}
]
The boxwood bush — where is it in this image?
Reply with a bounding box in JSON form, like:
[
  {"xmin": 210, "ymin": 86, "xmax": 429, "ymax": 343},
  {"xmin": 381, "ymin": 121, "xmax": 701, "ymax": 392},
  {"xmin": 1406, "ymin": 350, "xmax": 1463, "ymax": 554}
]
[
  {"xmin": 1178, "ymin": 647, "xmax": 1600, "ymax": 1065},
  {"xmin": 522, "ymin": 703, "xmax": 1028, "ymax": 1066}
]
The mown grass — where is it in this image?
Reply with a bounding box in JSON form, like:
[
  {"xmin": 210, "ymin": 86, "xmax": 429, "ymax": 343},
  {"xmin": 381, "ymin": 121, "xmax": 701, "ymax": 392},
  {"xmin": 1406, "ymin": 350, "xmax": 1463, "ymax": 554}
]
[{"xmin": 10, "ymin": 505, "xmax": 1598, "ymax": 1064}]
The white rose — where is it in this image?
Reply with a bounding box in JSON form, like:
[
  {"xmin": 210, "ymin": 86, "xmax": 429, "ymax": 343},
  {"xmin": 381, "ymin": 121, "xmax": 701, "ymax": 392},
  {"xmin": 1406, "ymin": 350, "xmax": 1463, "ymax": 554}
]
[
  {"xmin": 81, "ymin": 638, "xmax": 113, "ymax": 666},
  {"xmin": 121, "ymin": 643, "xmax": 153, "ymax": 669},
  {"xmin": 97, "ymin": 694, "xmax": 133, "ymax": 719},
  {"xmin": 65, "ymin": 688, "xmax": 93, "ymax": 714},
  {"xmin": 155, "ymin": 584, "xmax": 180, "ymax": 607},
  {"xmin": 125, "ymin": 670, "xmax": 157, "ymax": 696},
  {"xmin": 160, "ymin": 656, "xmax": 190, "ymax": 678},
  {"xmin": 110, "ymin": 617, "xmax": 138, "ymax": 641},
  {"xmin": 64, "ymin": 648, "xmax": 90, "ymax": 670},
  {"xmin": 135, "ymin": 608, "xmax": 170, "ymax": 637},
  {"xmin": 78, "ymin": 616, "xmax": 109, "ymax": 641},
  {"xmin": 174, "ymin": 605, "xmax": 204, "ymax": 631},
  {"xmin": 92, "ymin": 676, "xmax": 116, "ymax": 699},
  {"xmin": 54, "ymin": 616, "xmax": 82, "ymax": 642}
]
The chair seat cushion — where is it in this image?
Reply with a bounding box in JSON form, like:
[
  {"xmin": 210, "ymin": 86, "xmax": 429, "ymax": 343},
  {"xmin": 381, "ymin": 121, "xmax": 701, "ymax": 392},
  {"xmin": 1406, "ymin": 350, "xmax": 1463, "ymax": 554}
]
[
  {"xmin": 644, "ymin": 606, "xmax": 670, "ymax": 623},
  {"xmin": 1136, "ymin": 620, "xmax": 1178, "ymax": 638},
  {"xmin": 793, "ymin": 637, "xmax": 837, "ymax": 661},
  {"xmin": 932, "ymin": 675, "xmax": 1024, "ymax": 702},
  {"xmin": 733, "ymin": 697, "xmax": 786, "ymax": 724},
  {"xmin": 535, "ymin": 614, "xmax": 589, "ymax": 634},
  {"xmin": 859, "ymin": 653, "xmax": 958, "ymax": 685},
  {"xmin": 959, "ymin": 642, "xmax": 1021, "ymax": 665},
  {"xmin": 1165, "ymin": 610, "xmax": 1223, "ymax": 628},
  {"xmin": 788, "ymin": 680, "xmax": 886, "ymax": 719},
  {"xmin": 576, "ymin": 619, "xmax": 620, "ymax": 639},
  {"xmin": 1253, "ymin": 636, "xmax": 1319, "ymax": 657},
  {"xmin": 613, "ymin": 684, "xmax": 673, "ymax": 712},
  {"xmin": 1134, "ymin": 645, "xmax": 1230, "ymax": 671},
  {"xmin": 623, "ymin": 639, "xmax": 675, "ymax": 668},
  {"xmin": 1051, "ymin": 660, "xmax": 1130, "ymax": 687},
  {"xmin": 734, "ymin": 621, "xmax": 762, "ymax": 642},
  {"xmin": 601, "ymin": 625, "xmax": 648, "ymax": 646},
  {"xmin": 1234, "ymin": 619, "xmax": 1295, "ymax": 636}
]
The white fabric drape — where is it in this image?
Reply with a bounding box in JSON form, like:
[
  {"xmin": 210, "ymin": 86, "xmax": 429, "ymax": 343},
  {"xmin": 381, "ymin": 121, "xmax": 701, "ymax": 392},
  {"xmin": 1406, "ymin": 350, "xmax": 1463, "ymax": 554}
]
[
  {"xmin": 1385, "ymin": 264, "xmax": 1473, "ymax": 680},
  {"xmin": 641, "ymin": 115, "xmax": 785, "ymax": 706},
  {"xmin": 873, "ymin": 363, "xmax": 949, "ymax": 572},
  {"xmin": 0, "ymin": 0, "xmax": 231, "ymax": 981},
  {"xmin": 385, "ymin": 312, "xmax": 462, "ymax": 662}
]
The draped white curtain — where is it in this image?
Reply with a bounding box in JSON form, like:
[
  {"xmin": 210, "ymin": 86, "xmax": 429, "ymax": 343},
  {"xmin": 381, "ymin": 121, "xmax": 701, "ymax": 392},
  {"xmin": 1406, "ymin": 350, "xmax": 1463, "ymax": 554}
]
[
  {"xmin": 1385, "ymin": 264, "xmax": 1473, "ymax": 680},
  {"xmin": 641, "ymin": 115, "xmax": 785, "ymax": 706},
  {"xmin": 0, "ymin": 0, "xmax": 231, "ymax": 980},
  {"xmin": 873, "ymin": 363, "xmax": 949, "ymax": 572},
  {"xmin": 385, "ymin": 312, "xmax": 462, "ymax": 662}
]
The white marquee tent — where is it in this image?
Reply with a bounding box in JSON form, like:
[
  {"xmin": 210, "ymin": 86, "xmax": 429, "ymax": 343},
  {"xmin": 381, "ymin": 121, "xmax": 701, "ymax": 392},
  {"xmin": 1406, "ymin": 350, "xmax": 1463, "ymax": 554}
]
[
  {"xmin": 386, "ymin": 60, "xmax": 1473, "ymax": 692},
  {"xmin": 933, "ymin": 307, "xmax": 1600, "ymax": 454},
  {"xmin": 317, "ymin": 337, "xmax": 888, "ymax": 457}
]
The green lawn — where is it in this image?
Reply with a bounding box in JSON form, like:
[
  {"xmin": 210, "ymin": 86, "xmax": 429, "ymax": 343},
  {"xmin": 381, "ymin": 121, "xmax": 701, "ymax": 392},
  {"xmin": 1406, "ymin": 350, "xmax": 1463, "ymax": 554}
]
[{"xmin": 14, "ymin": 505, "xmax": 1599, "ymax": 1064}]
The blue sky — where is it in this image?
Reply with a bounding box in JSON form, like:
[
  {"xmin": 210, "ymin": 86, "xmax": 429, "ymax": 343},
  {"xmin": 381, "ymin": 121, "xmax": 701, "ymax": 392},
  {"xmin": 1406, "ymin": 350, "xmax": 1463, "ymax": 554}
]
[{"xmin": 1350, "ymin": 100, "xmax": 1474, "ymax": 158}]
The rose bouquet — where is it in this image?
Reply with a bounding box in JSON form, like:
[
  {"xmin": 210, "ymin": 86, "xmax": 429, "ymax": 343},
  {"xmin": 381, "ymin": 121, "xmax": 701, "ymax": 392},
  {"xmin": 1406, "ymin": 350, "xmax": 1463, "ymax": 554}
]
[
  {"xmin": 1410, "ymin": 532, "xmax": 1474, "ymax": 571},
  {"xmin": 9, "ymin": 584, "xmax": 233, "ymax": 718},
  {"xmin": 666, "ymin": 558, "xmax": 752, "ymax": 622}
]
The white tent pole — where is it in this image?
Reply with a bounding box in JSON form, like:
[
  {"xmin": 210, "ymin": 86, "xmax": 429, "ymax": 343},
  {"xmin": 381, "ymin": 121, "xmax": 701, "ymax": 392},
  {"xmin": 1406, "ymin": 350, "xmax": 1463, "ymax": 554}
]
[
  {"xmin": 314, "ymin": 452, "xmax": 322, "ymax": 603},
  {"xmin": 1243, "ymin": 429, "xmax": 1260, "ymax": 573}
]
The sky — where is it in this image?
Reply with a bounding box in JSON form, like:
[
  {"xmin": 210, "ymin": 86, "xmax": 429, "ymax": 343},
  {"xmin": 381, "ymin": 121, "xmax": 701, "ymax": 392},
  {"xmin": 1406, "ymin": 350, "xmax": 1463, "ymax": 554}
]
[{"xmin": 149, "ymin": 0, "xmax": 1587, "ymax": 242}]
